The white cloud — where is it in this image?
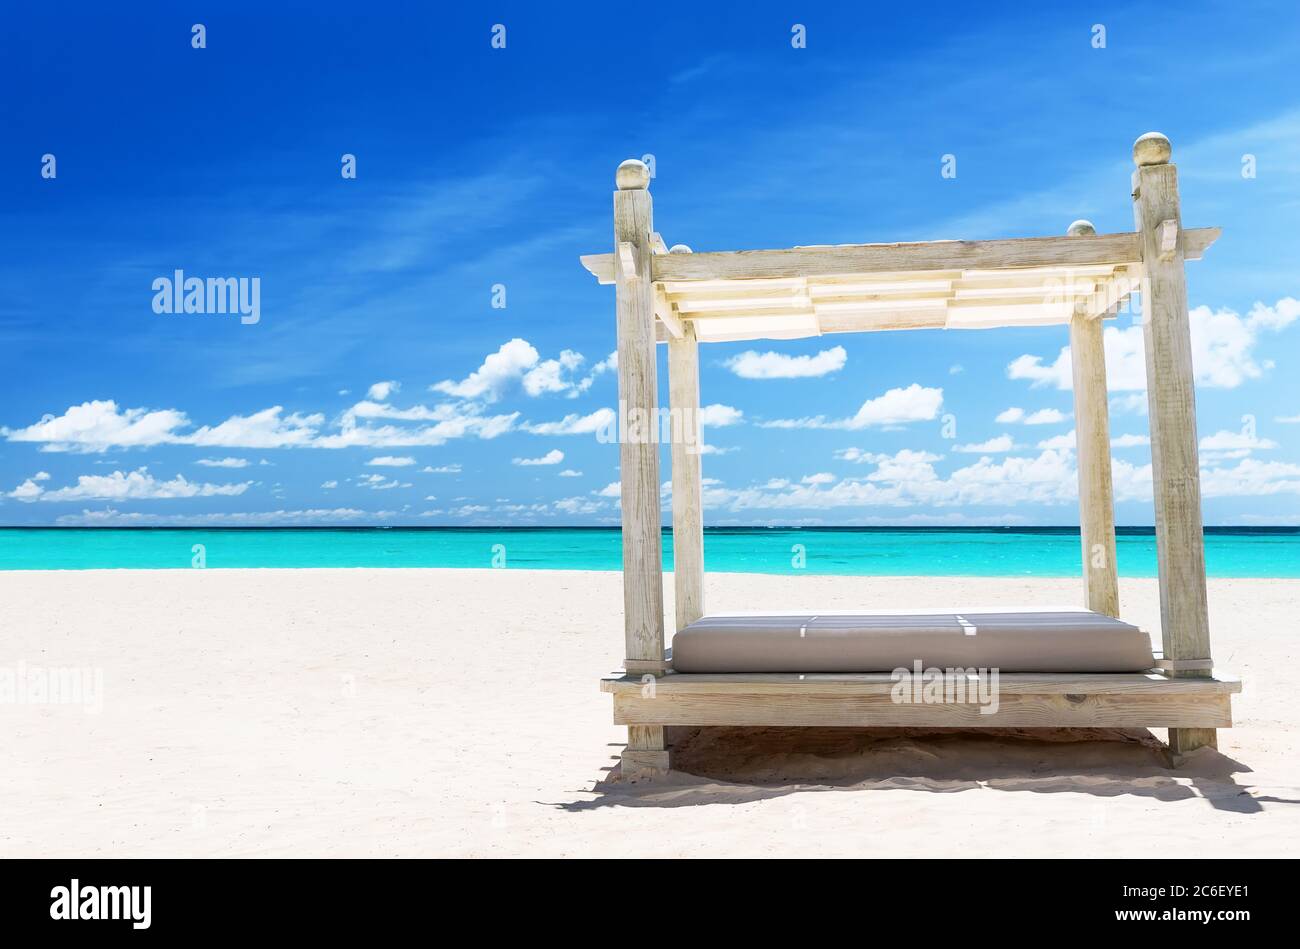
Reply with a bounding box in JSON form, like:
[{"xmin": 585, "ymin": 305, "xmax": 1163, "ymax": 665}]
[
  {"xmin": 366, "ymin": 380, "xmax": 400, "ymax": 401},
  {"xmin": 313, "ymin": 403, "xmax": 518, "ymax": 448},
  {"xmin": 8, "ymin": 478, "xmax": 45, "ymax": 501},
  {"xmin": 358, "ymin": 473, "xmax": 411, "ymax": 491},
  {"xmin": 1008, "ymin": 297, "xmax": 1300, "ymax": 392},
  {"xmin": 761, "ymin": 383, "xmax": 943, "ymax": 430},
  {"xmin": 54, "ymin": 507, "xmax": 374, "ymax": 526},
  {"xmin": 801, "ymin": 472, "xmax": 836, "ymax": 485},
  {"xmin": 723, "ymin": 346, "xmax": 847, "ymax": 379},
  {"xmin": 847, "ymin": 384, "xmax": 944, "ymax": 429},
  {"xmin": 188, "ymin": 407, "xmax": 324, "ymax": 448},
  {"xmin": 366, "ymin": 455, "xmax": 417, "ymax": 467},
  {"xmin": 558, "ymin": 469, "xmax": 583, "ymax": 477},
  {"xmin": 835, "ymin": 447, "xmax": 943, "ymax": 466},
  {"xmin": 1023, "ymin": 408, "xmax": 1067, "ymax": 425},
  {"xmin": 195, "ymin": 457, "xmax": 250, "ymax": 468},
  {"xmin": 448, "ymin": 504, "xmax": 489, "ymax": 517},
  {"xmin": 321, "ymin": 480, "xmax": 338, "ymax": 489},
  {"xmin": 431, "ymin": 338, "xmax": 539, "ymax": 402},
  {"xmin": 955, "ymin": 434, "xmax": 1019, "ymax": 453},
  {"xmin": 6, "ymin": 395, "xmax": 524, "ymax": 453},
  {"xmin": 522, "ymin": 350, "xmax": 596, "ymax": 399},
  {"xmin": 1201, "ymin": 458, "xmax": 1300, "ymax": 497},
  {"xmin": 430, "ymin": 339, "xmax": 612, "ymax": 403},
  {"xmin": 422, "ymin": 464, "xmax": 462, "ymax": 473},
  {"xmin": 1110, "ymin": 393, "xmax": 1148, "ymax": 415},
  {"xmin": 554, "ymin": 496, "xmax": 607, "ymax": 515},
  {"xmin": 864, "ymin": 450, "xmax": 944, "ymax": 483},
  {"xmin": 523, "ymin": 407, "xmax": 615, "ymax": 436},
  {"xmin": 2, "ymin": 400, "xmax": 190, "ymax": 452},
  {"xmin": 996, "ymin": 406, "xmax": 1067, "ymax": 426},
  {"xmin": 699, "ymin": 404, "xmax": 744, "ymax": 427},
  {"xmin": 1036, "ymin": 431, "xmax": 1076, "ymax": 451},
  {"xmin": 1110, "ymin": 433, "xmax": 1150, "ymax": 448},
  {"xmin": 1199, "ymin": 429, "xmax": 1277, "ymax": 452},
  {"xmin": 513, "ymin": 449, "xmax": 564, "ymax": 466},
  {"xmin": 9, "ymin": 467, "xmax": 251, "ymax": 503},
  {"xmin": 597, "ymin": 482, "xmax": 621, "ymax": 498}
]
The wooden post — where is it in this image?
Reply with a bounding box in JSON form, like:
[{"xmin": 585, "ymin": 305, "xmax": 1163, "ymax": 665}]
[
  {"xmin": 668, "ymin": 277, "xmax": 705, "ymax": 634},
  {"xmin": 1066, "ymin": 221, "xmax": 1120, "ymax": 618},
  {"xmin": 1130, "ymin": 132, "xmax": 1216, "ymax": 756},
  {"xmin": 614, "ymin": 159, "xmax": 667, "ymax": 775}
]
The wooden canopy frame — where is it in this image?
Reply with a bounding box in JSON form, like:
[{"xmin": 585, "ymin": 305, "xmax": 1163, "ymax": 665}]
[{"xmin": 582, "ymin": 133, "xmax": 1240, "ymax": 777}]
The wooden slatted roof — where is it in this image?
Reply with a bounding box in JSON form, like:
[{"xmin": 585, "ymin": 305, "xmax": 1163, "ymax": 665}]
[{"xmin": 580, "ymin": 226, "xmax": 1220, "ymax": 343}]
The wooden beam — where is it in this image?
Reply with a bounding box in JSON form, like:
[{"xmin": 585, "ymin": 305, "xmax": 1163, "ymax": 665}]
[
  {"xmin": 647, "ymin": 229, "xmax": 1222, "ymax": 283},
  {"xmin": 1183, "ymin": 226, "xmax": 1220, "ymax": 259},
  {"xmin": 613, "ymin": 159, "xmax": 666, "ymax": 680},
  {"xmin": 578, "ymin": 228, "xmax": 1219, "ymax": 288},
  {"xmin": 668, "ymin": 323, "xmax": 705, "ymax": 634},
  {"xmin": 580, "ymin": 253, "xmax": 616, "ymax": 284},
  {"xmin": 653, "ymin": 284, "xmax": 685, "ymax": 339},
  {"xmin": 601, "ymin": 671, "xmax": 1242, "ymax": 697},
  {"xmin": 1131, "ymin": 132, "xmax": 1215, "ymax": 756},
  {"xmin": 610, "ymin": 688, "xmax": 1233, "ymax": 729},
  {"xmin": 622, "ymin": 724, "xmax": 669, "ymax": 778},
  {"xmin": 1066, "ymin": 221, "xmax": 1120, "ymax": 618}
]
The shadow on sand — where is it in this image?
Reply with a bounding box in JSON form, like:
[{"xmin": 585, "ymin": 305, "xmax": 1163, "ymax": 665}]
[{"xmin": 555, "ymin": 726, "xmax": 1278, "ymax": 814}]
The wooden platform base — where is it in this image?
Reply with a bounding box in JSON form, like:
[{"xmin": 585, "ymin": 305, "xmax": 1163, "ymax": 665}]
[{"xmin": 604, "ymin": 671, "xmax": 1239, "ymax": 774}]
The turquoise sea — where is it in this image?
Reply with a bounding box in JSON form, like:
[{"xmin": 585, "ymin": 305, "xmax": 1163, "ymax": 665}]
[{"xmin": 0, "ymin": 527, "xmax": 1298, "ymax": 576}]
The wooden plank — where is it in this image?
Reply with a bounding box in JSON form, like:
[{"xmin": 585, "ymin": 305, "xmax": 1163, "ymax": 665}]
[
  {"xmin": 612, "ymin": 690, "xmax": 1233, "ymax": 728},
  {"xmin": 684, "ymin": 305, "xmax": 817, "ymax": 321},
  {"xmin": 601, "ymin": 671, "xmax": 1242, "ymax": 696},
  {"xmin": 818, "ymin": 308, "xmax": 948, "ymax": 333},
  {"xmin": 812, "ymin": 289, "xmax": 957, "ymax": 306},
  {"xmin": 661, "ymin": 276, "xmax": 806, "ymax": 294},
  {"xmin": 668, "ymin": 324, "xmax": 705, "ymax": 634},
  {"xmin": 672, "ymin": 289, "xmax": 812, "ymax": 312},
  {"xmin": 614, "ymin": 170, "xmax": 666, "ymax": 673},
  {"xmin": 948, "ymin": 294, "xmax": 1084, "ymax": 309},
  {"xmin": 1132, "ymin": 135, "xmax": 1216, "ymax": 756}
]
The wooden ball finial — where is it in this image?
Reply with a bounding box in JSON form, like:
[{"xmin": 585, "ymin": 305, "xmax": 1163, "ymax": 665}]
[
  {"xmin": 1133, "ymin": 132, "xmax": 1172, "ymax": 166},
  {"xmin": 1066, "ymin": 220, "xmax": 1096, "ymax": 236},
  {"xmin": 616, "ymin": 159, "xmax": 651, "ymax": 190}
]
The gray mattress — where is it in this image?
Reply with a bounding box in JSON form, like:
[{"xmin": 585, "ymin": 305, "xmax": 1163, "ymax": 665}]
[{"xmin": 670, "ymin": 607, "xmax": 1156, "ymax": 673}]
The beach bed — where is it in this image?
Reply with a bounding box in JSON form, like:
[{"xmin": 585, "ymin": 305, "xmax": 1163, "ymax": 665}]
[{"xmin": 580, "ymin": 133, "xmax": 1239, "ymax": 775}]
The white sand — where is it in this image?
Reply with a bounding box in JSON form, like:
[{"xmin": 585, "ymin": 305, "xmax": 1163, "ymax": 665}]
[{"xmin": 1, "ymin": 568, "xmax": 1296, "ymax": 858}]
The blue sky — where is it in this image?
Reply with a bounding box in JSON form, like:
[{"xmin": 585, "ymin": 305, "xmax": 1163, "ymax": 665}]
[{"xmin": 2, "ymin": 1, "xmax": 1298, "ymax": 527}]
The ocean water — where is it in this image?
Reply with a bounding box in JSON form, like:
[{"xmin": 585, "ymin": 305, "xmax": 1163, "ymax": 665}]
[{"xmin": 0, "ymin": 527, "xmax": 1297, "ymax": 576}]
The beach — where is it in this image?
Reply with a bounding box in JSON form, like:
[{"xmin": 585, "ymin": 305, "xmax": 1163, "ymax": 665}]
[{"xmin": 1, "ymin": 568, "xmax": 1296, "ymax": 858}]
